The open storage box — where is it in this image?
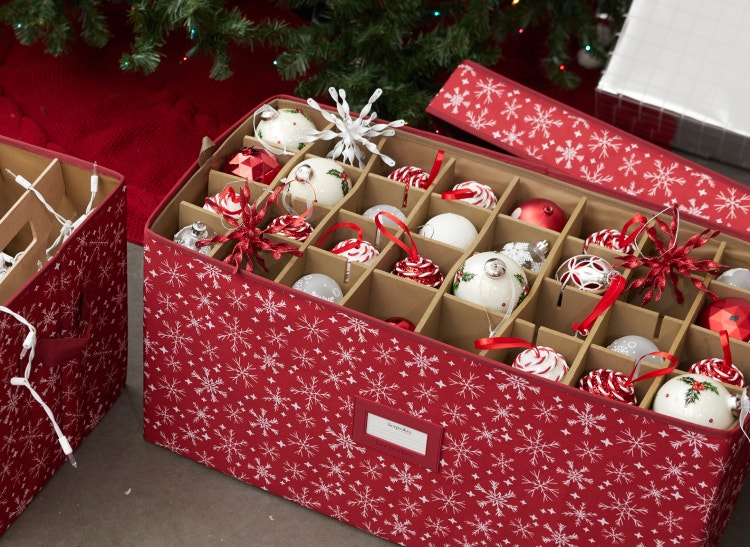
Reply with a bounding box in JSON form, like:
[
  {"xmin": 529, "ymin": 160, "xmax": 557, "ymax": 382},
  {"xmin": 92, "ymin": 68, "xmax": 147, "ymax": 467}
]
[
  {"xmin": 143, "ymin": 96, "xmax": 750, "ymax": 546},
  {"xmin": 0, "ymin": 136, "xmax": 127, "ymax": 535}
]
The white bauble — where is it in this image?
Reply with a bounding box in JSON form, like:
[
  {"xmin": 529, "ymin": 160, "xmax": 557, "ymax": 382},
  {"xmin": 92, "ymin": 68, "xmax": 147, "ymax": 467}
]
[
  {"xmin": 607, "ymin": 335, "xmax": 663, "ymax": 365},
  {"xmin": 652, "ymin": 373, "xmax": 739, "ymax": 430},
  {"xmin": 717, "ymin": 268, "xmax": 750, "ymax": 291},
  {"xmin": 255, "ymin": 108, "xmax": 316, "ymax": 154},
  {"xmin": 453, "ymin": 252, "xmax": 529, "ymax": 314},
  {"xmin": 286, "ymin": 157, "xmax": 351, "ymax": 207},
  {"xmin": 363, "ymin": 204, "xmax": 407, "ymax": 227},
  {"xmin": 292, "ymin": 273, "xmax": 343, "ymax": 304},
  {"xmin": 419, "ymin": 213, "xmax": 478, "ymax": 250}
]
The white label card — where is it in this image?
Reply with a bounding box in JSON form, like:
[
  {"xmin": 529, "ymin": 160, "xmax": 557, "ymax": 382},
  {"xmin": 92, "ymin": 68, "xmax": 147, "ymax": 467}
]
[{"xmin": 365, "ymin": 413, "xmax": 428, "ymax": 456}]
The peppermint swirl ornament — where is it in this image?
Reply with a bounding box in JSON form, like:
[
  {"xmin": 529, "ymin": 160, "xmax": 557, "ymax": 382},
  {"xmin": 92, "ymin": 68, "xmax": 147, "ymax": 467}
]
[
  {"xmin": 267, "ymin": 215, "xmax": 313, "ymax": 241},
  {"xmin": 689, "ymin": 358, "xmax": 746, "ymax": 388},
  {"xmin": 583, "ymin": 228, "xmax": 637, "ymax": 254},
  {"xmin": 513, "ymin": 346, "xmax": 569, "ymax": 382},
  {"xmin": 443, "ymin": 181, "xmax": 498, "ymax": 209},
  {"xmin": 204, "ymin": 186, "xmax": 243, "ymax": 220},
  {"xmin": 319, "ymin": 222, "xmax": 379, "ymax": 265},
  {"xmin": 578, "ymin": 369, "xmax": 638, "ymax": 405}
]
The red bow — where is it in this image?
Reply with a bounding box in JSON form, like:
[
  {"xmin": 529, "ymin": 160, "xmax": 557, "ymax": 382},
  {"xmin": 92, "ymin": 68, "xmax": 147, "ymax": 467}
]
[
  {"xmin": 614, "ymin": 206, "xmax": 725, "ymax": 306},
  {"xmin": 197, "ymin": 181, "xmax": 303, "ymax": 273}
]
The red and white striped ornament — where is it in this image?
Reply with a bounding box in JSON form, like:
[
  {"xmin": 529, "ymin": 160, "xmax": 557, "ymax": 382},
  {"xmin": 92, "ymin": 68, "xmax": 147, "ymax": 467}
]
[
  {"xmin": 583, "ymin": 228, "xmax": 637, "ymax": 254},
  {"xmin": 513, "ymin": 346, "xmax": 568, "ymax": 382}
]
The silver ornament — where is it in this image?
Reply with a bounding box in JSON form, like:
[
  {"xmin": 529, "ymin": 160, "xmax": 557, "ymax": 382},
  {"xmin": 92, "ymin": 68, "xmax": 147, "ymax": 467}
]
[
  {"xmin": 174, "ymin": 221, "xmax": 214, "ymax": 255},
  {"xmin": 499, "ymin": 240, "xmax": 549, "ymax": 272}
]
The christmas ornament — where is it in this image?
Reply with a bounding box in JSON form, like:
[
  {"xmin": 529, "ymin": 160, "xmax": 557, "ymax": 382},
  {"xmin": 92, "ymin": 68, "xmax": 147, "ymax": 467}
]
[
  {"xmin": 292, "ymin": 273, "xmax": 343, "ymax": 304},
  {"xmin": 362, "ymin": 204, "xmax": 407, "ymax": 227},
  {"xmin": 717, "ymin": 268, "xmax": 750, "ymax": 290},
  {"xmin": 498, "ymin": 240, "xmax": 549, "ymax": 272},
  {"xmin": 453, "ymin": 252, "xmax": 529, "ymax": 314},
  {"xmin": 698, "ymin": 297, "xmax": 750, "ymax": 342},
  {"xmin": 301, "ymin": 87, "xmax": 405, "ymax": 168},
  {"xmin": 196, "ymin": 181, "xmax": 303, "ymax": 273},
  {"xmin": 614, "ymin": 206, "xmax": 725, "ymax": 306},
  {"xmin": 284, "ymin": 157, "xmax": 351, "ymax": 207},
  {"xmin": 266, "ymin": 215, "xmax": 314, "ymax": 242},
  {"xmin": 318, "ymin": 222, "xmax": 379, "ymax": 282},
  {"xmin": 418, "ymin": 212, "xmax": 478, "ymax": 250},
  {"xmin": 555, "ymin": 254, "xmax": 620, "ymax": 294},
  {"xmin": 579, "ymin": 352, "xmax": 677, "ymax": 405},
  {"xmin": 0, "ymin": 251, "xmax": 22, "ymax": 279},
  {"xmin": 513, "ymin": 346, "xmax": 569, "ymax": 382},
  {"xmin": 688, "ymin": 330, "xmax": 746, "ymax": 388},
  {"xmin": 204, "ymin": 186, "xmax": 243, "ymax": 220},
  {"xmin": 375, "ymin": 212, "xmax": 444, "ymax": 288},
  {"xmin": 652, "ymin": 373, "xmax": 740, "ymax": 429},
  {"xmin": 221, "ymin": 146, "xmax": 280, "ymax": 184},
  {"xmin": 607, "ymin": 335, "xmax": 663, "ymax": 365},
  {"xmin": 442, "ymin": 181, "xmax": 498, "ymax": 209},
  {"xmin": 385, "ymin": 317, "xmax": 416, "ymax": 331},
  {"xmin": 511, "ymin": 198, "xmax": 567, "ymax": 231},
  {"xmin": 583, "ymin": 228, "xmax": 637, "ymax": 255},
  {"xmin": 254, "ymin": 106, "xmax": 317, "ymax": 155},
  {"xmin": 173, "ymin": 221, "xmax": 215, "ymax": 255},
  {"xmin": 388, "ymin": 150, "xmax": 444, "ymax": 207}
]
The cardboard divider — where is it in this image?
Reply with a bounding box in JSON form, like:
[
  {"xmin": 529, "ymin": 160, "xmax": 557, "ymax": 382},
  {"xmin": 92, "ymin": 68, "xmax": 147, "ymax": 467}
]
[
  {"xmin": 274, "ymin": 245, "xmax": 367, "ymax": 299},
  {"xmin": 339, "ymin": 171, "xmax": 428, "ymax": 223},
  {"xmin": 433, "ymin": 154, "xmax": 519, "ymax": 205},
  {"xmin": 590, "ymin": 300, "xmax": 683, "ymax": 354},
  {"xmin": 372, "ymin": 131, "xmax": 454, "ymax": 180},
  {"xmin": 310, "ymin": 209, "xmax": 388, "ymax": 258},
  {"xmin": 408, "ymin": 191, "xmax": 493, "ymax": 251},
  {"xmin": 495, "ymin": 174, "xmax": 585, "ymax": 229}
]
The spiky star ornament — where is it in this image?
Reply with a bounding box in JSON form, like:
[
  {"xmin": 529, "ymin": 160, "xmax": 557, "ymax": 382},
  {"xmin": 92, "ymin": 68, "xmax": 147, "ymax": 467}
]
[{"xmin": 303, "ymin": 88, "xmax": 405, "ymax": 168}]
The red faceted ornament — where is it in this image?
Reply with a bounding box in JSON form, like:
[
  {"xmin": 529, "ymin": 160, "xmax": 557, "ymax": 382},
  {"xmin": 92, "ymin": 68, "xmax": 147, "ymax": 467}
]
[
  {"xmin": 222, "ymin": 146, "xmax": 281, "ymax": 184},
  {"xmin": 385, "ymin": 317, "xmax": 416, "ymax": 331},
  {"xmin": 698, "ymin": 297, "xmax": 750, "ymax": 342},
  {"xmin": 511, "ymin": 198, "xmax": 567, "ymax": 231}
]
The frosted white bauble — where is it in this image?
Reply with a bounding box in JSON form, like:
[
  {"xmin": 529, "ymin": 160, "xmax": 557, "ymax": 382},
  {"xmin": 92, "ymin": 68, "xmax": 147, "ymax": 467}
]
[
  {"xmin": 255, "ymin": 108, "xmax": 316, "ymax": 154},
  {"xmin": 717, "ymin": 268, "xmax": 750, "ymax": 291},
  {"xmin": 362, "ymin": 204, "xmax": 407, "ymax": 227},
  {"xmin": 419, "ymin": 213, "xmax": 478, "ymax": 250},
  {"xmin": 652, "ymin": 373, "xmax": 739, "ymax": 430},
  {"xmin": 607, "ymin": 335, "xmax": 663, "ymax": 365},
  {"xmin": 453, "ymin": 252, "xmax": 529, "ymax": 314},
  {"xmin": 286, "ymin": 157, "xmax": 351, "ymax": 207},
  {"xmin": 292, "ymin": 273, "xmax": 343, "ymax": 304}
]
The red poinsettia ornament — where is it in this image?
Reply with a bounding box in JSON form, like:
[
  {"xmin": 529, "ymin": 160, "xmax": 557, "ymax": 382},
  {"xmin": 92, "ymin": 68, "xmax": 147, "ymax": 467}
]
[
  {"xmin": 196, "ymin": 180, "xmax": 303, "ymax": 273},
  {"xmin": 614, "ymin": 206, "xmax": 725, "ymax": 306}
]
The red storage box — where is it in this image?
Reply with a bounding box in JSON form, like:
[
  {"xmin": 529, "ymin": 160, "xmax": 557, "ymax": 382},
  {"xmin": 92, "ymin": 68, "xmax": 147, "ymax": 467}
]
[
  {"xmin": 143, "ymin": 95, "xmax": 750, "ymax": 546},
  {"xmin": 0, "ymin": 137, "xmax": 127, "ymax": 535}
]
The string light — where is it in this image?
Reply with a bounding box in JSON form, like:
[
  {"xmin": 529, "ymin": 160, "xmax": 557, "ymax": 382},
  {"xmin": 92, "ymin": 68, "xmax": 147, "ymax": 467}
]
[{"xmin": 559, "ymin": 64, "xmax": 566, "ymax": 71}]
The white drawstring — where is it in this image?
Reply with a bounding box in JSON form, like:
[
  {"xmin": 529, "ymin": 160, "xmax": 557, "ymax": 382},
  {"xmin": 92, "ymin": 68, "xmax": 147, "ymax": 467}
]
[{"xmin": 1, "ymin": 305, "xmax": 77, "ymax": 467}]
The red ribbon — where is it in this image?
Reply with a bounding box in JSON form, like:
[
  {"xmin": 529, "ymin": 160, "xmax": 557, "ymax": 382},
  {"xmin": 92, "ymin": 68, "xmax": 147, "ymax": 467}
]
[
  {"xmin": 626, "ymin": 351, "xmax": 678, "ymax": 384},
  {"xmin": 402, "ymin": 149, "xmax": 444, "ymax": 208},
  {"xmin": 317, "ymin": 222, "xmax": 364, "ymax": 256},
  {"xmin": 474, "ymin": 336, "xmax": 535, "ymax": 351},
  {"xmin": 720, "ymin": 329, "xmax": 733, "ymax": 371},
  {"xmin": 197, "ymin": 180, "xmax": 303, "ymax": 273},
  {"xmin": 571, "ymin": 273, "xmax": 626, "ymax": 337},
  {"xmin": 374, "ymin": 211, "xmax": 419, "ymax": 261},
  {"xmin": 441, "ymin": 188, "xmax": 475, "ymax": 201},
  {"xmin": 614, "ymin": 206, "xmax": 725, "ymax": 306}
]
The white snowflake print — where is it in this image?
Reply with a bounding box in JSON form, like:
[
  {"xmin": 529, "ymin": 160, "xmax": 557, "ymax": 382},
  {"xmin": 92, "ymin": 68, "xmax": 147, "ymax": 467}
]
[
  {"xmin": 493, "ymin": 123, "xmax": 525, "ymax": 146},
  {"xmin": 657, "ymin": 509, "xmax": 684, "ymax": 533},
  {"xmin": 510, "ymin": 517, "xmax": 536, "ymax": 540},
  {"xmin": 681, "ymin": 198, "xmax": 710, "ymax": 218},
  {"xmin": 466, "ymin": 107, "xmax": 496, "ymax": 130},
  {"xmin": 338, "ymin": 314, "xmax": 379, "ymax": 342},
  {"xmin": 158, "ymin": 320, "xmax": 193, "ymax": 355},
  {"xmin": 619, "ymin": 152, "xmax": 642, "ymax": 177},
  {"xmin": 474, "ymin": 77, "xmax": 505, "ymax": 103},
  {"xmin": 566, "ymin": 402, "xmax": 606, "ymax": 435},
  {"xmin": 431, "ymin": 487, "xmax": 467, "ymax": 515},
  {"xmin": 475, "ymin": 480, "xmax": 517, "ymax": 517},
  {"xmin": 448, "ymin": 369, "xmax": 485, "ymax": 399},
  {"xmin": 617, "ymin": 180, "xmax": 646, "ymax": 196},
  {"xmin": 514, "ymin": 429, "xmax": 558, "ymax": 466},
  {"xmin": 247, "ymin": 407, "xmax": 279, "ymax": 437},
  {"xmin": 443, "ymin": 432, "xmax": 481, "ymax": 468},
  {"xmin": 347, "ymin": 484, "xmax": 384, "ymax": 517},
  {"xmin": 616, "ymin": 428, "xmax": 656, "ymax": 458},
  {"xmin": 524, "ymin": 104, "xmax": 563, "ymax": 139},
  {"xmin": 225, "ymin": 288, "xmax": 248, "ymax": 311},
  {"xmin": 654, "ymin": 457, "xmax": 694, "ymax": 485},
  {"xmin": 291, "ymin": 376, "xmax": 330, "ymax": 412},
  {"xmin": 287, "ymin": 431, "xmax": 318, "ymax": 458},
  {"xmin": 388, "ymin": 463, "xmax": 423, "ymax": 492},
  {"xmin": 190, "ymin": 367, "xmax": 227, "ymax": 402},
  {"xmin": 331, "ymin": 341, "xmax": 361, "ymax": 368},
  {"xmin": 253, "ymin": 346, "xmax": 284, "ymax": 375},
  {"xmin": 599, "ymin": 490, "xmax": 648, "ymax": 527},
  {"xmin": 668, "ymin": 427, "xmax": 720, "ymax": 459},
  {"xmin": 580, "ymin": 161, "xmax": 614, "ymax": 186},
  {"xmin": 522, "ymin": 470, "xmax": 559, "ymax": 502},
  {"xmin": 295, "ymin": 314, "xmax": 329, "ymax": 343},
  {"xmin": 158, "ymin": 259, "xmax": 188, "ymax": 288},
  {"xmin": 213, "ymin": 429, "xmax": 247, "ymax": 463},
  {"xmin": 254, "ymin": 289, "xmax": 287, "ymax": 322},
  {"xmin": 226, "ymin": 357, "xmax": 258, "ymax": 388},
  {"xmin": 442, "ymin": 86, "xmax": 470, "ymax": 114},
  {"xmin": 372, "ymin": 342, "xmax": 397, "ymax": 366},
  {"xmin": 216, "ymin": 314, "xmax": 253, "ymax": 353},
  {"xmin": 639, "ymin": 481, "xmax": 671, "ymax": 506},
  {"xmin": 588, "ymin": 129, "xmax": 622, "ymax": 158},
  {"xmin": 494, "ymin": 372, "xmax": 541, "ymax": 400},
  {"xmin": 555, "ymin": 139, "xmax": 584, "ymax": 169},
  {"xmin": 557, "ymin": 460, "xmax": 593, "ymax": 490},
  {"xmin": 562, "ymin": 500, "xmax": 597, "ymax": 527},
  {"xmin": 685, "ymin": 485, "xmax": 719, "ymax": 523},
  {"xmin": 501, "ymin": 97, "xmax": 522, "ymax": 120},
  {"xmin": 604, "ymin": 461, "xmax": 635, "ymax": 484},
  {"xmin": 715, "ymin": 186, "xmax": 750, "ymax": 219},
  {"xmin": 644, "ymin": 160, "xmax": 686, "ymax": 197},
  {"xmin": 540, "ymin": 522, "xmax": 579, "ymax": 546},
  {"xmin": 358, "ymin": 370, "xmax": 398, "ymax": 404},
  {"xmin": 195, "ymin": 262, "xmax": 229, "ymax": 289},
  {"xmin": 403, "ymin": 344, "xmax": 439, "ymax": 376}
]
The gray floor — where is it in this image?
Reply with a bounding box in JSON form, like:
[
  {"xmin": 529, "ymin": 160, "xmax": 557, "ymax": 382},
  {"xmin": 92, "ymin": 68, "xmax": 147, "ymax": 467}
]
[{"xmin": 3, "ymin": 153, "xmax": 750, "ymax": 546}]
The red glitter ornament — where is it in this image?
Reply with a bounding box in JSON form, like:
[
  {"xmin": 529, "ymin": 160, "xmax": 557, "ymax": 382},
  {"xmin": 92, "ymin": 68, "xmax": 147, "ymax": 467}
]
[
  {"xmin": 698, "ymin": 297, "xmax": 750, "ymax": 342},
  {"xmin": 578, "ymin": 369, "xmax": 637, "ymax": 404},
  {"xmin": 511, "ymin": 198, "xmax": 568, "ymax": 231},
  {"xmin": 222, "ymin": 146, "xmax": 281, "ymax": 185}
]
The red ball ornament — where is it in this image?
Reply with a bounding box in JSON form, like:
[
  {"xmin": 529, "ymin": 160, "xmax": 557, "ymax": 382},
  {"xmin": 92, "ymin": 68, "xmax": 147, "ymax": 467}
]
[
  {"xmin": 222, "ymin": 146, "xmax": 281, "ymax": 184},
  {"xmin": 511, "ymin": 198, "xmax": 567, "ymax": 231},
  {"xmin": 698, "ymin": 297, "xmax": 750, "ymax": 342},
  {"xmin": 385, "ymin": 317, "xmax": 416, "ymax": 331}
]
